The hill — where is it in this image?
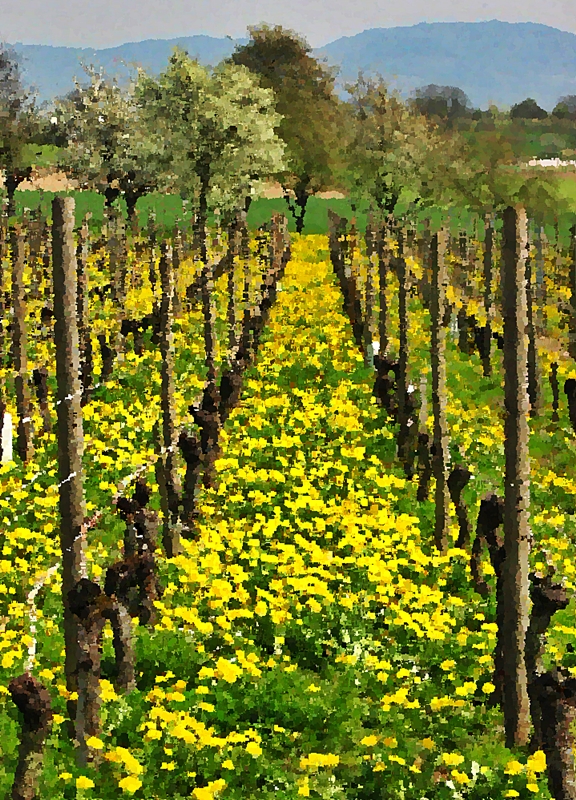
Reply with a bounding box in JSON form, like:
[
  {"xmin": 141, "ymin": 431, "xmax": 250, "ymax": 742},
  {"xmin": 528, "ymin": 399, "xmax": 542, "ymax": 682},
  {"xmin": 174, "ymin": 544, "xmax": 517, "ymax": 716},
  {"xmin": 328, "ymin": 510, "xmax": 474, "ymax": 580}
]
[
  {"xmin": 10, "ymin": 36, "xmax": 241, "ymax": 103},
  {"xmin": 7, "ymin": 20, "xmax": 576, "ymax": 110},
  {"xmin": 318, "ymin": 20, "xmax": 576, "ymax": 110}
]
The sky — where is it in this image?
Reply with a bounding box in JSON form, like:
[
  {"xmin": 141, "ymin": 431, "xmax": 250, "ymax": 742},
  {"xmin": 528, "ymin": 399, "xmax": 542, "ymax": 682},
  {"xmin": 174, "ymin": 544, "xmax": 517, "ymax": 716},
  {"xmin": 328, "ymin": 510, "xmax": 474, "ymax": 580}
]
[{"xmin": 1, "ymin": 0, "xmax": 576, "ymax": 48}]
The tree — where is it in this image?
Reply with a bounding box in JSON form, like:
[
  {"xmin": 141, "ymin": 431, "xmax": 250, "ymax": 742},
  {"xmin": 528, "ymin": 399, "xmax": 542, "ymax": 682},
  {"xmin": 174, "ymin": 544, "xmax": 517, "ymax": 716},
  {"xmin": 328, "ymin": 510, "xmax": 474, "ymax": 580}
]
[
  {"xmin": 230, "ymin": 24, "xmax": 342, "ymax": 232},
  {"xmin": 54, "ymin": 66, "xmax": 156, "ymax": 218},
  {"xmin": 411, "ymin": 84, "xmax": 473, "ymax": 125},
  {"xmin": 342, "ymin": 77, "xmax": 469, "ymax": 488},
  {"xmin": 510, "ymin": 98, "xmax": 548, "ymax": 120},
  {"xmin": 135, "ymin": 49, "xmax": 285, "ymax": 245},
  {"xmin": 136, "ymin": 49, "xmax": 285, "ymax": 407},
  {"xmin": 0, "ymin": 44, "xmax": 38, "ymax": 211},
  {"xmin": 552, "ymin": 95, "xmax": 576, "ymax": 120},
  {"xmin": 342, "ymin": 76, "xmax": 469, "ymax": 217}
]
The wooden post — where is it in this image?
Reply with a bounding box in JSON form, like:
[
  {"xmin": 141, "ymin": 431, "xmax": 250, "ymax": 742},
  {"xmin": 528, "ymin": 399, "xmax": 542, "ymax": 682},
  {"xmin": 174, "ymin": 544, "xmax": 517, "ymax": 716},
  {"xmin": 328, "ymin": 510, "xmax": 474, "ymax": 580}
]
[
  {"xmin": 52, "ymin": 196, "xmax": 88, "ymax": 740},
  {"xmin": 430, "ymin": 229, "xmax": 450, "ymax": 553},
  {"xmin": 76, "ymin": 214, "xmax": 93, "ymax": 400},
  {"xmin": 526, "ymin": 247, "xmax": 539, "ymax": 416},
  {"xmin": 568, "ymin": 225, "xmax": 576, "ymax": 362},
  {"xmin": 481, "ymin": 213, "xmax": 494, "ymax": 377},
  {"xmin": 364, "ymin": 219, "xmax": 376, "ymax": 365},
  {"xmin": 396, "ymin": 227, "xmax": 410, "ymax": 465},
  {"xmin": 227, "ymin": 214, "xmax": 241, "ymax": 355},
  {"xmin": 157, "ymin": 242, "xmax": 181, "ymax": 557},
  {"xmin": 11, "ymin": 224, "xmax": 34, "ymax": 463},
  {"xmin": 501, "ymin": 205, "xmax": 531, "ymax": 748},
  {"xmin": 377, "ymin": 220, "xmax": 389, "ymax": 358}
]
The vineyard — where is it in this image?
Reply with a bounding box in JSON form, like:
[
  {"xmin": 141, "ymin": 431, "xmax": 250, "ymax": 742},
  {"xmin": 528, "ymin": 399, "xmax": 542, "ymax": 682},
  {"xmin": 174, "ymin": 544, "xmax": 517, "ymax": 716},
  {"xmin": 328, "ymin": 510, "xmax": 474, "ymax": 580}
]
[
  {"xmin": 0, "ymin": 197, "xmax": 576, "ymax": 800},
  {"xmin": 4, "ymin": 21, "xmax": 576, "ymax": 800}
]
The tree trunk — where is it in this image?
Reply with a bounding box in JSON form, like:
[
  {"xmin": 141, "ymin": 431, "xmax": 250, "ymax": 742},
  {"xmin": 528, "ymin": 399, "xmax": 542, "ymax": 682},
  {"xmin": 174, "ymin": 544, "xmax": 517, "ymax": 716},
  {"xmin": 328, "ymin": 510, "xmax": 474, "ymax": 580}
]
[
  {"xmin": 178, "ymin": 431, "xmax": 203, "ymax": 530},
  {"xmin": 108, "ymin": 602, "xmax": 136, "ymax": 693},
  {"xmin": 526, "ymin": 251, "xmax": 539, "ymax": 416},
  {"xmin": 564, "ymin": 379, "xmax": 576, "ymax": 434},
  {"xmin": 197, "ymin": 187, "xmax": 217, "ymax": 382},
  {"xmin": 293, "ymin": 187, "xmax": 309, "ymax": 234},
  {"xmin": 396, "ymin": 226, "xmax": 410, "ymax": 467},
  {"xmin": 227, "ymin": 214, "xmax": 241, "ymax": 355},
  {"xmin": 148, "ymin": 213, "xmax": 158, "ymax": 298},
  {"xmin": 9, "ymin": 674, "xmax": 53, "ymax": 800},
  {"xmin": 364, "ymin": 220, "xmax": 376, "ymax": 365},
  {"xmin": 417, "ymin": 221, "xmax": 432, "ymax": 310},
  {"xmin": 32, "ymin": 368, "xmax": 51, "ymax": 435},
  {"xmin": 172, "ymin": 225, "xmax": 183, "ymax": 318},
  {"xmin": 430, "ymin": 229, "xmax": 450, "ymax": 553},
  {"xmin": 457, "ymin": 306, "xmax": 470, "ymax": 354},
  {"xmin": 27, "ymin": 210, "xmax": 44, "ymax": 302},
  {"xmin": 377, "ymin": 220, "xmax": 389, "ymax": 358},
  {"xmin": 11, "ymin": 225, "xmax": 34, "ymax": 463},
  {"xmin": 532, "ymin": 670, "xmax": 576, "ymax": 800},
  {"xmin": 52, "ymin": 196, "xmax": 88, "ymax": 734},
  {"xmin": 76, "ymin": 215, "xmax": 93, "ymax": 401},
  {"xmin": 569, "ymin": 225, "xmax": 576, "ymax": 363},
  {"xmin": 459, "ymin": 229, "xmax": 467, "ymax": 263},
  {"xmin": 157, "ymin": 242, "xmax": 181, "ymax": 558},
  {"xmin": 448, "ymin": 466, "xmax": 472, "ymax": 549},
  {"xmin": 416, "ymin": 373, "xmax": 431, "ymax": 501},
  {"xmin": 535, "ymin": 224, "xmax": 547, "ymax": 336},
  {"xmin": 201, "ymin": 262, "xmax": 217, "ymax": 382},
  {"xmin": 481, "ymin": 213, "xmax": 494, "ymax": 377},
  {"xmin": 526, "ymin": 574, "xmax": 570, "ymax": 752},
  {"xmin": 124, "ymin": 187, "xmax": 144, "ymax": 234},
  {"xmin": 470, "ymin": 494, "xmax": 506, "ymax": 701},
  {"xmin": 106, "ymin": 208, "xmax": 120, "ymax": 303},
  {"xmin": 0, "ymin": 202, "xmax": 7, "ymax": 409},
  {"xmin": 501, "ymin": 205, "xmax": 532, "ymax": 748},
  {"xmin": 42, "ymin": 228, "xmax": 52, "ymax": 303},
  {"xmin": 73, "ymin": 591, "xmax": 106, "ymax": 766},
  {"xmin": 551, "ymin": 363, "xmax": 560, "ymax": 422}
]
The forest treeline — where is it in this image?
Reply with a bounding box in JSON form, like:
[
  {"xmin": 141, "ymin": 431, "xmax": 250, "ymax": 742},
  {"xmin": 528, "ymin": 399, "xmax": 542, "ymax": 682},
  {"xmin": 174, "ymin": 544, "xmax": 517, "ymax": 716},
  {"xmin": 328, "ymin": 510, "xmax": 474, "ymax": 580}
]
[{"xmin": 2, "ymin": 24, "xmax": 576, "ymax": 236}]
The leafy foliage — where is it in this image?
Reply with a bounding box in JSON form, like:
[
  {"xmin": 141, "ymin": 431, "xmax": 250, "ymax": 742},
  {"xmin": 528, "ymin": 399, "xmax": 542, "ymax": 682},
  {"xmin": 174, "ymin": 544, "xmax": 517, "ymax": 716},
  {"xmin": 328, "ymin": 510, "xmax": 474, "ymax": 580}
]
[
  {"xmin": 0, "ymin": 44, "xmax": 41, "ymax": 201},
  {"xmin": 230, "ymin": 25, "xmax": 343, "ymax": 230},
  {"xmin": 134, "ymin": 49, "xmax": 286, "ymax": 223},
  {"xmin": 341, "ymin": 76, "xmax": 471, "ymax": 217},
  {"xmin": 53, "ymin": 66, "xmax": 155, "ymax": 213}
]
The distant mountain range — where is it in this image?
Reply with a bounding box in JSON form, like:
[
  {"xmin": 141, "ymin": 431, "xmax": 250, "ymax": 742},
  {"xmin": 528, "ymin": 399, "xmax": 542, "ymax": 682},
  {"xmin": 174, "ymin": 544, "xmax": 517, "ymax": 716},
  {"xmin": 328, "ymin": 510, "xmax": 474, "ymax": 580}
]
[
  {"xmin": 10, "ymin": 36, "xmax": 242, "ymax": 102},
  {"xmin": 7, "ymin": 20, "xmax": 576, "ymax": 111}
]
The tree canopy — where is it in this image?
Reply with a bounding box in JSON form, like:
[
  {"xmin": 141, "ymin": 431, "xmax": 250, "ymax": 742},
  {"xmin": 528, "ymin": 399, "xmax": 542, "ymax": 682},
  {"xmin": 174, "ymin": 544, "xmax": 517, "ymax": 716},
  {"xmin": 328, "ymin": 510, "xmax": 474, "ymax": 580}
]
[
  {"xmin": 53, "ymin": 66, "xmax": 155, "ymax": 216},
  {"xmin": 0, "ymin": 43, "xmax": 39, "ymax": 206},
  {"xmin": 342, "ymin": 76, "xmax": 470, "ymax": 219},
  {"xmin": 134, "ymin": 49, "xmax": 286, "ymax": 237},
  {"xmin": 510, "ymin": 97, "xmax": 548, "ymax": 120},
  {"xmin": 552, "ymin": 95, "xmax": 576, "ymax": 121},
  {"xmin": 230, "ymin": 24, "xmax": 342, "ymax": 231},
  {"xmin": 410, "ymin": 84, "xmax": 474, "ymax": 124}
]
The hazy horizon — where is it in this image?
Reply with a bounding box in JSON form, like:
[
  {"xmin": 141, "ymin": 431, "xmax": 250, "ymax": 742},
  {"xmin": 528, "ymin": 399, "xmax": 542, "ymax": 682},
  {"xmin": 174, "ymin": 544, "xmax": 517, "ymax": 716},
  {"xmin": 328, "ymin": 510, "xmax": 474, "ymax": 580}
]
[{"xmin": 1, "ymin": 0, "xmax": 575, "ymax": 50}]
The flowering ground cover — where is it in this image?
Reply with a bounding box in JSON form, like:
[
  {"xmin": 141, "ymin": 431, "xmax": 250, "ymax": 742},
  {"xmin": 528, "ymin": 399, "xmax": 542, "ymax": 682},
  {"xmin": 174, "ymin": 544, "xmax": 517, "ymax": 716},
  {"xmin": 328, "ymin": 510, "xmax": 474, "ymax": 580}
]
[{"xmin": 1, "ymin": 234, "xmax": 575, "ymax": 798}]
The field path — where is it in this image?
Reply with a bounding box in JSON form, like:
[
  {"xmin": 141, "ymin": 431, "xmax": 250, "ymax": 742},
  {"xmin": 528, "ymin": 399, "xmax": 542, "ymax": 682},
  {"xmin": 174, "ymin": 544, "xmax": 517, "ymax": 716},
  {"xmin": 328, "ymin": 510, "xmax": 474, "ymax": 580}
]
[{"xmin": 133, "ymin": 236, "xmax": 505, "ymax": 798}]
